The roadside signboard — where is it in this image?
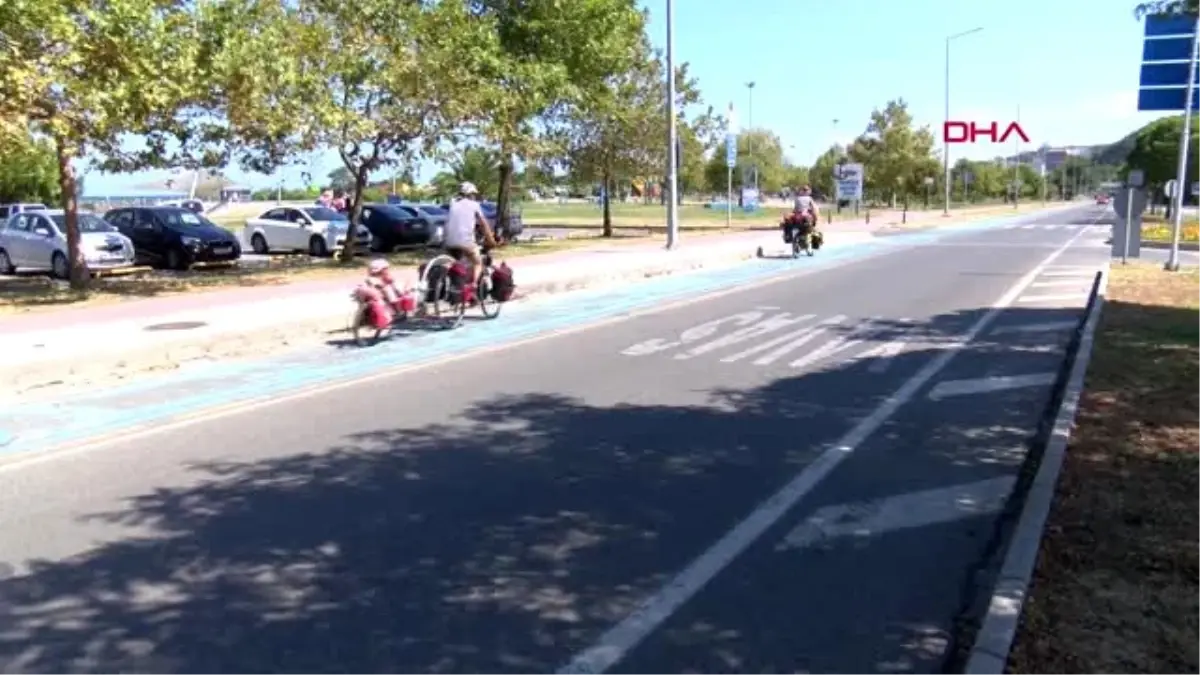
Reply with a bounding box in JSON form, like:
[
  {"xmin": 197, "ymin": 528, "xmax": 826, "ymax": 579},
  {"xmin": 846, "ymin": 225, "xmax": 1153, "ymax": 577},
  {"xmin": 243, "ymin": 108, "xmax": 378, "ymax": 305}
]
[{"xmin": 833, "ymin": 162, "xmax": 864, "ymax": 201}]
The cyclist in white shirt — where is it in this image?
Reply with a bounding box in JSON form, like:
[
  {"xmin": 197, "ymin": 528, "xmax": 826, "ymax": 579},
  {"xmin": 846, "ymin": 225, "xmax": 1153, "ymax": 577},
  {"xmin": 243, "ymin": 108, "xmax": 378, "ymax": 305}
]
[{"xmin": 443, "ymin": 181, "xmax": 499, "ymax": 285}]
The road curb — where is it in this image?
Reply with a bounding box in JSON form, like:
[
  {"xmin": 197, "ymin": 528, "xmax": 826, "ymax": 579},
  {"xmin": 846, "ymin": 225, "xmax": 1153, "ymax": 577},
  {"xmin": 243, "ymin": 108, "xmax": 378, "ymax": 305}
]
[{"xmin": 963, "ymin": 265, "xmax": 1110, "ymax": 674}]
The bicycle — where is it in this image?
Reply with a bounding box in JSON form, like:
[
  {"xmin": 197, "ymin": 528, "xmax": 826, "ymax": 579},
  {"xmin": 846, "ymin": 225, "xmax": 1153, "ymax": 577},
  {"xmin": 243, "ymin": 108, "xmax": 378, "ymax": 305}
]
[{"xmin": 415, "ymin": 244, "xmax": 510, "ymax": 329}]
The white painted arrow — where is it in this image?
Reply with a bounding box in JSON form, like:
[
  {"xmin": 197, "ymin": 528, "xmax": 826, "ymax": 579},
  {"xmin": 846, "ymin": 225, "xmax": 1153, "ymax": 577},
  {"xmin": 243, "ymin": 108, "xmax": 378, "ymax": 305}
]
[{"xmin": 775, "ymin": 476, "xmax": 1016, "ymax": 552}]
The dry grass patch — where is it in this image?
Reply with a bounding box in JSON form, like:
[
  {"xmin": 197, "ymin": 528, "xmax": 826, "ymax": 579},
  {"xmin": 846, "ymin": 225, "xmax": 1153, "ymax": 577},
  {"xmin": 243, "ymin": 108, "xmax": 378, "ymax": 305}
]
[{"xmin": 1007, "ymin": 263, "xmax": 1199, "ymax": 674}]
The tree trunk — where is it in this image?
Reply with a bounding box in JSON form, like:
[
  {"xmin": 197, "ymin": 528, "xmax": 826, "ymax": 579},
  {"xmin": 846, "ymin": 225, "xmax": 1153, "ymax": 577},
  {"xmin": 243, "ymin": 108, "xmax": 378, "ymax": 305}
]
[
  {"xmin": 602, "ymin": 170, "xmax": 613, "ymax": 238},
  {"xmin": 53, "ymin": 136, "xmax": 88, "ymax": 291},
  {"xmin": 340, "ymin": 165, "xmax": 368, "ymax": 263},
  {"xmin": 496, "ymin": 153, "xmax": 514, "ymax": 240}
]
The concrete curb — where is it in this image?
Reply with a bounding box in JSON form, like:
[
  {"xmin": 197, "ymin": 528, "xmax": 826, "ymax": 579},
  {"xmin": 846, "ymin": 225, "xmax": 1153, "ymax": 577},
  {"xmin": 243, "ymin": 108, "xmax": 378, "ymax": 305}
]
[
  {"xmin": 1, "ymin": 243, "xmax": 774, "ymax": 392},
  {"xmin": 963, "ymin": 265, "xmax": 1110, "ymax": 674}
]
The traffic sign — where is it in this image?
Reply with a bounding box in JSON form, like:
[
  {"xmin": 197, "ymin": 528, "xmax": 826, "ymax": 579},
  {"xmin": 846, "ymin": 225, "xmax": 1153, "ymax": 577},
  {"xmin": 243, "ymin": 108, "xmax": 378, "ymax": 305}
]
[
  {"xmin": 1128, "ymin": 169, "xmax": 1146, "ymax": 188},
  {"xmin": 725, "ymin": 133, "xmax": 736, "ymax": 168},
  {"xmin": 832, "ymin": 162, "xmax": 864, "ymax": 201},
  {"xmin": 1137, "ymin": 14, "xmax": 1199, "ymax": 112},
  {"xmin": 1164, "ymin": 178, "xmax": 1178, "ymax": 197}
]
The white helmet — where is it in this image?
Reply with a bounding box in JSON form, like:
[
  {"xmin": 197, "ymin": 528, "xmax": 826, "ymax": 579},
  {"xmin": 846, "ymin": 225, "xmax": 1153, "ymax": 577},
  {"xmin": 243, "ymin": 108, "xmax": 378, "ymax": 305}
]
[
  {"xmin": 459, "ymin": 181, "xmax": 479, "ymax": 196},
  {"xmin": 367, "ymin": 258, "xmax": 389, "ymax": 275}
]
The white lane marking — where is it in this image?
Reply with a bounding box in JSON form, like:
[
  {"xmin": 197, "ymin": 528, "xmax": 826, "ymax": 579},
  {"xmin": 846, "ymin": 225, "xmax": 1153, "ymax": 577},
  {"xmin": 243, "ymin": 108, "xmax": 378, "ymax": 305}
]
[
  {"xmin": 715, "ymin": 315, "xmax": 847, "ymax": 365},
  {"xmin": 787, "ymin": 316, "xmax": 884, "ymax": 370},
  {"xmin": 1037, "ymin": 270, "xmax": 1096, "ymax": 278},
  {"xmin": 673, "ymin": 313, "xmax": 816, "ymax": 361},
  {"xmin": 621, "ymin": 309, "xmax": 772, "ymax": 356},
  {"xmin": 1017, "ymin": 293, "xmax": 1091, "ymax": 304},
  {"xmin": 1019, "ymin": 224, "xmax": 1036, "ymax": 230},
  {"xmin": 775, "ymin": 476, "xmax": 1017, "ymax": 552},
  {"xmin": 928, "ymin": 373, "xmax": 1057, "ymax": 401},
  {"xmin": 989, "ymin": 321, "xmax": 1079, "ymax": 335},
  {"xmin": 862, "ymin": 341, "xmax": 909, "ymax": 374},
  {"xmin": 554, "ymin": 224, "xmax": 1094, "ymax": 675},
  {"xmin": 1029, "ymin": 280, "xmax": 1089, "ymax": 289}
]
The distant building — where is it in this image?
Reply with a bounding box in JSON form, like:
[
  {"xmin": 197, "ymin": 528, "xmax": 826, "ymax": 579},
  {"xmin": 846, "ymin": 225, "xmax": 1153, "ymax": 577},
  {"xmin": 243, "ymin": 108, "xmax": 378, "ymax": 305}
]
[
  {"xmin": 79, "ymin": 190, "xmax": 190, "ymax": 210},
  {"xmin": 219, "ymin": 185, "xmax": 254, "ymax": 202}
]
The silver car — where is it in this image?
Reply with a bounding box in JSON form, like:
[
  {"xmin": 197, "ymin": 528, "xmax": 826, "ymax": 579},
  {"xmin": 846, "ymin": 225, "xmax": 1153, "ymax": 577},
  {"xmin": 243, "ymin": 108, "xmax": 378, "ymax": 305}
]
[{"xmin": 0, "ymin": 209, "xmax": 136, "ymax": 278}]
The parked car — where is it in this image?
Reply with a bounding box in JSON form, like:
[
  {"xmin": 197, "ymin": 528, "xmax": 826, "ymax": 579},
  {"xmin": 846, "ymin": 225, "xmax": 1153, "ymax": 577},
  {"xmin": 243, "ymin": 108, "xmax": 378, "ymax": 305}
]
[
  {"xmin": 103, "ymin": 206, "xmax": 241, "ymax": 270},
  {"xmin": 1095, "ymin": 193, "xmax": 1111, "ymax": 206},
  {"xmin": 243, "ymin": 205, "xmax": 371, "ymax": 257},
  {"xmin": 0, "ymin": 202, "xmax": 48, "ymax": 221},
  {"xmin": 0, "ymin": 209, "xmax": 136, "ymax": 278},
  {"xmin": 437, "ymin": 200, "xmax": 525, "ymax": 241},
  {"xmin": 360, "ymin": 203, "xmax": 434, "ymax": 251}
]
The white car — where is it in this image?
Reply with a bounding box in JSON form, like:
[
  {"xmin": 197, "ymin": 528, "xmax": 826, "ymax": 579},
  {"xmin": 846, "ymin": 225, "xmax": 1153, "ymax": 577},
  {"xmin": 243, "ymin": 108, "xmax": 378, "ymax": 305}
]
[
  {"xmin": 243, "ymin": 205, "xmax": 372, "ymax": 257},
  {"xmin": 0, "ymin": 209, "xmax": 136, "ymax": 278}
]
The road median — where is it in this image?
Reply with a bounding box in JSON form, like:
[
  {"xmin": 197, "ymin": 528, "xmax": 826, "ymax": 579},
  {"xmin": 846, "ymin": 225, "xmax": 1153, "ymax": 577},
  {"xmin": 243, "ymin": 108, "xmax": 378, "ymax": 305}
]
[{"xmin": 1003, "ymin": 263, "xmax": 1199, "ymax": 674}]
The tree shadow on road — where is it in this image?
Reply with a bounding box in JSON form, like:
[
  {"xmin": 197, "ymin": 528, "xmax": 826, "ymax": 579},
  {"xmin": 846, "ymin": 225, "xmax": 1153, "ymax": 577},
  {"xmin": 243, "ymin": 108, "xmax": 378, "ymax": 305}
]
[{"xmin": 0, "ymin": 303, "xmax": 1125, "ymax": 674}]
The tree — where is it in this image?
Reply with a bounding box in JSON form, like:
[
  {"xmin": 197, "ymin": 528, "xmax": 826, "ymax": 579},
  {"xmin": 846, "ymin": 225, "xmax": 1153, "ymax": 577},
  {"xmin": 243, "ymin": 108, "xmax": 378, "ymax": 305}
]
[
  {"xmin": 466, "ymin": 0, "xmax": 647, "ymax": 233},
  {"xmin": 0, "ymin": 133, "xmax": 60, "ymax": 205},
  {"xmin": 226, "ymin": 0, "xmax": 500, "ymax": 261},
  {"xmin": 327, "ymin": 167, "xmax": 355, "ymax": 191},
  {"xmin": 1123, "ymin": 114, "xmax": 1199, "ymax": 215},
  {"xmin": 558, "ymin": 43, "xmax": 705, "ymax": 235},
  {"xmin": 847, "ymin": 99, "xmax": 938, "ymax": 206},
  {"xmin": 809, "ymin": 145, "xmax": 848, "ymax": 199},
  {"xmin": 1134, "ymin": 0, "xmax": 1199, "ymax": 16},
  {"xmin": 0, "ymin": 0, "xmax": 210, "ymax": 289},
  {"xmin": 430, "ymin": 147, "xmax": 502, "ymax": 201}
]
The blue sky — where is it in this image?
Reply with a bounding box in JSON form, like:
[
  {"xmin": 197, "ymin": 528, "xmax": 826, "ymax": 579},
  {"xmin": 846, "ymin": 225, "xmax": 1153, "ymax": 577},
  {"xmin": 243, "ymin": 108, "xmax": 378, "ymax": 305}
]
[{"xmin": 83, "ymin": 0, "xmax": 1180, "ymax": 195}]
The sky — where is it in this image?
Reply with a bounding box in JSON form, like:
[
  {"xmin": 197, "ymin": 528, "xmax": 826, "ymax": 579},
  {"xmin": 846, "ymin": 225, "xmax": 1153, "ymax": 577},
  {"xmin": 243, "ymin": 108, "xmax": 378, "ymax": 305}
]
[{"xmin": 82, "ymin": 0, "xmax": 1183, "ymax": 196}]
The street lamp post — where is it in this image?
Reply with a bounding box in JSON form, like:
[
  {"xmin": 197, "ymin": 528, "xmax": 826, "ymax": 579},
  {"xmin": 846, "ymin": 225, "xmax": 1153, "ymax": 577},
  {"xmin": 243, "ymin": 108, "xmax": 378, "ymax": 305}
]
[
  {"xmin": 746, "ymin": 81, "xmax": 757, "ymax": 192},
  {"xmin": 943, "ymin": 26, "xmax": 983, "ymax": 216},
  {"xmin": 1165, "ymin": 13, "xmax": 1200, "ymax": 272},
  {"xmin": 665, "ymin": 0, "xmax": 679, "ymax": 249}
]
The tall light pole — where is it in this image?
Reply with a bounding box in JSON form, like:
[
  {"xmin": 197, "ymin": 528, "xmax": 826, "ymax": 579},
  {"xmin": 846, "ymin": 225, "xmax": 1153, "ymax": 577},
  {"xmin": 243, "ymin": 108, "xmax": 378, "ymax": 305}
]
[
  {"xmin": 943, "ymin": 26, "xmax": 984, "ymax": 216},
  {"xmin": 665, "ymin": 0, "xmax": 679, "ymax": 249},
  {"xmin": 746, "ymin": 81, "xmax": 757, "ymax": 192}
]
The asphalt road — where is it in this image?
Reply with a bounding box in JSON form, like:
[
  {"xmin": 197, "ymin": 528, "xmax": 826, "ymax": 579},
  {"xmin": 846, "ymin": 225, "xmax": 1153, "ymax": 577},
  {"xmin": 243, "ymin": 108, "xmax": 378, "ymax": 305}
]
[{"xmin": 0, "ymin": 206, "xmax": 1113, "ymax": 673}]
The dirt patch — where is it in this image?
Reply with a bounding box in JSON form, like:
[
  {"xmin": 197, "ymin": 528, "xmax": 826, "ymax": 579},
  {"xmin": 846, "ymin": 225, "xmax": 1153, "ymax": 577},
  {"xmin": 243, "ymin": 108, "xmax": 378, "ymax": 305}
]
[
  {"xmin": 0, "ymin": 235, "xmax": 652, "ymax": 316},
  {"xmin": 1006, "ymin": 263, "xmax": 1199, "ymax": 674}
]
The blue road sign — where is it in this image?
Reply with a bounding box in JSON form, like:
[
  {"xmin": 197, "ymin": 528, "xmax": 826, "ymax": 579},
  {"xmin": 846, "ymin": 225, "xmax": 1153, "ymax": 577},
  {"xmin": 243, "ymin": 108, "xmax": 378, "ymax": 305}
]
[
  {"xmin": 1138, "ymin": 87, "xmax": 1200, "ymax": 111},
  {"xmin": 1140, "ymin": 61, "xmax": 1200, "ymax": 86},
  {"xmin": 1143, "ymin": 35, "xmax": 1195, "ymax": 61},
  {"xmin": 725, "ymin": 133, "xmax": 736, "ymax": 168},
  {"xmin": 1137, "ymin": 15, "xmax": 1198, "ymax": 112},
  {"xmin": 1145, "ymin": 14, "xmax": 1197, "ymax": 37}
]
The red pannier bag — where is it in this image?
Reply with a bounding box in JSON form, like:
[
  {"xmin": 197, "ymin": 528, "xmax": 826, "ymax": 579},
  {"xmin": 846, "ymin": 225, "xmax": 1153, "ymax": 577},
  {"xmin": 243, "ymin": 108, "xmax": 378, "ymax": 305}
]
[{"xmin": 490, "ymin": 262, "xmax": 515, "ymax": 301}]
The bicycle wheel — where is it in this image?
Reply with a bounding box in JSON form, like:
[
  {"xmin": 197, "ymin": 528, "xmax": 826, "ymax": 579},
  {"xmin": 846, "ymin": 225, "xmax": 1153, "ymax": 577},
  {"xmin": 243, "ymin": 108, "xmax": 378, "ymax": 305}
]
[
  {"xmin": 477, "ymin": 274, "xmax": 501, "ymax": 319},
  {"xmin": 431, "ymin": 276, "xmax": 466, "ymax": 328}
]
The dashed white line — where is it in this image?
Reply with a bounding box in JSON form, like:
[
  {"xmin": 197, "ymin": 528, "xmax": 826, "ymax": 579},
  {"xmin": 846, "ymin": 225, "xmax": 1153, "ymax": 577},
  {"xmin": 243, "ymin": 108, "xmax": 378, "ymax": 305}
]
[
  {"xmin": 990, "ymin": 321, "xmax": 1079, "ymax": 335},
  {"xmin": 1017, "ymin": 293, "xmax": 1091, "ymax": 304},
  {"xmin": 927, "ymin": 373, "xmax": 1058, "ymax": 400},
  {"xmin": 1029, "ymin": 280, "xmax": 1089, "ymax": 289}
]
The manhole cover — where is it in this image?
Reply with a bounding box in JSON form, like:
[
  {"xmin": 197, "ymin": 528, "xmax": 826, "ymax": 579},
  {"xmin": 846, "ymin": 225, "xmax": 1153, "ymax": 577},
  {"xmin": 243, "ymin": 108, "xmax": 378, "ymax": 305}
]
[{"xmin": 144, "ymin": 321, "xmax": 208, "ymax": 332}]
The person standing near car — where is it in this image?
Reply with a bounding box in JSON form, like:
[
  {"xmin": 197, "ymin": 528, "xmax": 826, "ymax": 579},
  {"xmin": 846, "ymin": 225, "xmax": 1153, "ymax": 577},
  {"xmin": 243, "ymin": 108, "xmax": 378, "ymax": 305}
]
[{"xmin": 444, "ymin": 181, "xmax": 498, "ymax": 286}]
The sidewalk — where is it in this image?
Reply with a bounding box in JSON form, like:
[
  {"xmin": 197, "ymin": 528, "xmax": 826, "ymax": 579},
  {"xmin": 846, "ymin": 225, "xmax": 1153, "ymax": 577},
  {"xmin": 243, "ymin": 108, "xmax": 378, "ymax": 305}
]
[{"xmin": 2, "ymin": 229, "xmax": 872, "ymax": 391}]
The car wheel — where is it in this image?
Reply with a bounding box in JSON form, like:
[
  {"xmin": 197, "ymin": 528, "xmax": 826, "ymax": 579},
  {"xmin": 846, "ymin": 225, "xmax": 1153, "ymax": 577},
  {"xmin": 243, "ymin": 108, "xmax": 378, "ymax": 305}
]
[
  {"xmin": 250, "ymin": 233, "xmax": 269, "ymax": 255},
  {"xmin": 51, "ymin": 251, "xmax": 69, "ymax": 279},
  {"xmin": 0, "ymin": 249, "xmax": 14, "ymax": 274},
  {"xmin": 165, "ymin": 247, "xmax": 189, "ymax": 271},
  {"xmin": 309, "ymin": 235, "xmax": 329, "ymax": 258}
]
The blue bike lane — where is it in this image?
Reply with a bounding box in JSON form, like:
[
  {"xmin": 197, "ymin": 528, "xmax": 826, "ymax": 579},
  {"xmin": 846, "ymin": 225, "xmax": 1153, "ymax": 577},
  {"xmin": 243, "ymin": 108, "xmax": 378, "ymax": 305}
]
[{"xmin": 0, "ymin": 209, "xmax": 1072, "ymax": 461}]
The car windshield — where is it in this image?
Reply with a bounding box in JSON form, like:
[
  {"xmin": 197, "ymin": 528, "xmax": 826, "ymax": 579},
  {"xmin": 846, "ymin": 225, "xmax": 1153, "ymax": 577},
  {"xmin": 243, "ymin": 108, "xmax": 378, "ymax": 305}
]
[
  {"xmin": 156, "ymin": 209, "xmax": 216, "ymax": 229},
  {"xmin": 418, "ymin": 205, "xmax": 447, "ymax": 216},
  {"xmin": 480, "ymin": 202, "xmax": 497, "ymax": 216},
  {"xmin": 302, "ymin": 207, "xmax": 348, "ymax": 222},
  {"xmin": 49, "ymin": 214, "xmax": 115, "ymax": 233}
]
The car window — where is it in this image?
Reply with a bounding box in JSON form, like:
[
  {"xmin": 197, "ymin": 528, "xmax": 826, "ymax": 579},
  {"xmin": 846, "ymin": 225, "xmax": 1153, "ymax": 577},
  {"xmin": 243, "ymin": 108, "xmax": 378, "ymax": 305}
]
[
  {"xmin": 105, "ymin": 210, "xmax": 133, "ymax": 229},
  {"xmin": 29, "ymin": 215, "xmax": 55, "ymax": 236},
  {"xmin": 155, "ymin": 209, "xmax": 216, "ymax": 229},
  {"xmin": 0, "ymin": 207, "xmax": 8, "ymax": 220},
  {"xmin": 133, "ymin": 210, "xmax": 159, "ymax": 231},
  {"xmin": 419, "ymin": 205, "xmax": 448, "ymax": 216},
  {"xmin": 286, "ymin": 209, "xmax": 307, "ymax": 223},
  {"xmin": 49, "ymin": 213, "xmax": 115, "ymax": 233},
  {"xmin": 7, "ymin": 214, "xmax": 30, "ymax": 232},
  {"xmin": 301, "ymin": 206, "xmax": 347, "ymax": 222},
  {"xmin": 262, "ymin": 208, "xmax": 287, "ymax": 220}
]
